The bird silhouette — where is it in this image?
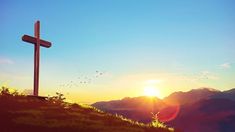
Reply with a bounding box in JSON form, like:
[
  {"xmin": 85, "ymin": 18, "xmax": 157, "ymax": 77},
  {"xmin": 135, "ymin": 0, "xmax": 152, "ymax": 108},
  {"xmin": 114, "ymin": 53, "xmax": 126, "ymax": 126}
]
[{"xmin": 58, "ymin": 70, "xmax": 106, "ymax": 89}]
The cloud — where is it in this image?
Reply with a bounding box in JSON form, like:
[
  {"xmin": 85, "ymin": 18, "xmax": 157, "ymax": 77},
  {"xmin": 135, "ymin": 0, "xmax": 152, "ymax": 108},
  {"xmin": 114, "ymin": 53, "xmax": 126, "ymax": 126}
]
[
  {"xmin": 220, "ymin": 63, "xmax": 231, "ymax": 69},
  {"xmin": 0, "ymin": 57, "xmax": 14, "ymax": 64},
  {"xmin": 197, "ymin": 71, "xmax": 219, "ymax": 80}
]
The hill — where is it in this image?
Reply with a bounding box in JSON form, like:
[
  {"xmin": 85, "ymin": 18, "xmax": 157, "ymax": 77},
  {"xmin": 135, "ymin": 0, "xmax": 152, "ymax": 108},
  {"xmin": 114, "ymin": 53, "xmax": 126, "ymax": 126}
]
[{"xmin": 0, "ymin": 88, "xmax": 174, "ymax": 132}]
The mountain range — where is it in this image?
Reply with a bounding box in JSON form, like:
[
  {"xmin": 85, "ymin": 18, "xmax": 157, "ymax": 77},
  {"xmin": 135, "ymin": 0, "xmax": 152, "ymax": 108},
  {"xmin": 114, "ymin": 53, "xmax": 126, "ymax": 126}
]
[{"xmin": 92, "ymin": 88, "xmax": 235, "ymax": 132}]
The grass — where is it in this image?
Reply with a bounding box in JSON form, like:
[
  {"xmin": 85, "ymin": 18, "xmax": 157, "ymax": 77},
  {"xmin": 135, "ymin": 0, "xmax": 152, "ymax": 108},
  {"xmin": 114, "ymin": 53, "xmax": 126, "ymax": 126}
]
[{"xmin": 0, "ymin": 87, "xmax": 177, "ymax": 132}]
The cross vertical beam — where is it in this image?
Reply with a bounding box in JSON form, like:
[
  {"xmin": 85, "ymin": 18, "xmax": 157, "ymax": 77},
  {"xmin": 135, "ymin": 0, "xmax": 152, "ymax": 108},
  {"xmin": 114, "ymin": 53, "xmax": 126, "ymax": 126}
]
[
  {"xmin": 34, "ymin": 21, "xmax": 40, "ymax": 96},
  {"xmin": 21, "ymin": 20, "xmax": 52, "ymax": 96}
]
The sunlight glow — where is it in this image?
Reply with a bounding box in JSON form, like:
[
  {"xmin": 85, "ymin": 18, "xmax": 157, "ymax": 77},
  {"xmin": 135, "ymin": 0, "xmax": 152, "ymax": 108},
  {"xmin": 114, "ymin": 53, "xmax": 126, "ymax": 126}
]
[
  {"xmin": 143, "ymin": 86, "xmax": 160, "ymax": 97},
  {"xmin": 145, "ymin": 79, "xmax": 161, "ymax": 84}
]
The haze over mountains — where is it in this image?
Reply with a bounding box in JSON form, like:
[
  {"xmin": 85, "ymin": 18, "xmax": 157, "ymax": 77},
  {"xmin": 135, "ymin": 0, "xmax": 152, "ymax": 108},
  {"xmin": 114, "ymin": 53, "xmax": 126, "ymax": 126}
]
[{"xmin": 92, "ymin": 88, "xmax": 235, "ymax": 132}]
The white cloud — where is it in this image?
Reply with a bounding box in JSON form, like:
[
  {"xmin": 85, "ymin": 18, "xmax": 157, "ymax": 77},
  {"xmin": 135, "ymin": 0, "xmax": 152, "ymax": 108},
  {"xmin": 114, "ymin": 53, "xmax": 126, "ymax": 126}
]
[
  {"xmin": 220, "ymin": 63, "xmax": 231, "ymax": 69},
  {"xmin": 0, "ymin": 57, "xmax": 14, "ymax": 64},
  {"xmin": 198, "ymin": 71, "xmax": 219, "ymax": 80}
]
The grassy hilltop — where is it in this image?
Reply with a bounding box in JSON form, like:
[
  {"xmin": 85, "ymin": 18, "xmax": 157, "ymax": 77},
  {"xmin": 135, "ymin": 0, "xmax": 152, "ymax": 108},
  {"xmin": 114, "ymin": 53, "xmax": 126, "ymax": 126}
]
[{"xmin": 0, "ymin": 87, "xmax": 175, "ymax": 132}]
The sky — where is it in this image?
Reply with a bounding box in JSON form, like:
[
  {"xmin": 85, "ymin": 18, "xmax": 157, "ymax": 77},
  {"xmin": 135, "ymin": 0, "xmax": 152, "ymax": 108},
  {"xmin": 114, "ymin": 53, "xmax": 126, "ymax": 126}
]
[{"xmin": 0, "ymin": 0, "xmax": 235, "ymax": 103}]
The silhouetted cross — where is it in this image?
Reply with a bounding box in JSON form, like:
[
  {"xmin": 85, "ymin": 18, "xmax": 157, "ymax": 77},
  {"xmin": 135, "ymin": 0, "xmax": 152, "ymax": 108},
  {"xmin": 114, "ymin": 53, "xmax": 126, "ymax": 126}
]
[{"xmin": 22, "ymin": 21, "xmax": 52, "ymax": 96}]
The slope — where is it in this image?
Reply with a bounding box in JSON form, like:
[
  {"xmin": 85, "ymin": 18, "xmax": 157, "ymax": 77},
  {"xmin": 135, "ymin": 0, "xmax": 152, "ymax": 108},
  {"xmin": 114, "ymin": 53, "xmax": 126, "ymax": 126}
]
[{"xmin": 0, "ymin": 90, "xmax": 173, "ymax": 132}]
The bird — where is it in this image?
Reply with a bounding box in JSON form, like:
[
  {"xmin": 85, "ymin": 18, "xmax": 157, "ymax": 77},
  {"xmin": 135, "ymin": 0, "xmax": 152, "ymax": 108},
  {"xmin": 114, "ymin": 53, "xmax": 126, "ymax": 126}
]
[{"xmin": 58, "ymin": 70, "xmax": 106, "ymax": 88}]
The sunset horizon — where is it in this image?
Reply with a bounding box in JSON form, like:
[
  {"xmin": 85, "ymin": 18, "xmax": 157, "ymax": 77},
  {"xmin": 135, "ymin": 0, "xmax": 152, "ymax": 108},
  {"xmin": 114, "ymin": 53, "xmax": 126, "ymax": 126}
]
[
  {"xmin": 1, "ymin": 1, "xmax": 235, "ymax": 132},
  {"xmin": 1, "ymin": 0, "xmax": 235, "ymax": 104}
]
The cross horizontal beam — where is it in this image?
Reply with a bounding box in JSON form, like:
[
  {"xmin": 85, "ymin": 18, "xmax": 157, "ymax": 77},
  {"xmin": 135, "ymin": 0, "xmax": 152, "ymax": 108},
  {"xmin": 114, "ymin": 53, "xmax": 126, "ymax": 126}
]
[{"xmin": 22, "ymin": 35, "xmax": 51, "ymax": 48}]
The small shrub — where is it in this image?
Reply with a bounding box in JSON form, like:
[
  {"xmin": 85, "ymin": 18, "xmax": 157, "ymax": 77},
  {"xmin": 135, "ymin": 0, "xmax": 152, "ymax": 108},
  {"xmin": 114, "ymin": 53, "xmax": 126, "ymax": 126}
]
[
  {"xmin": 150, "ymin": 112, "xmax": 167, "ymax": 128},
  {"xmin": 0, "ymin": 86, "xmax": 11, "ymax": 96},
  {"xmin": 0, "ymin": 86, "xmax": 20, "ymax": 96},
  {"xmin": 47, "ymin": 92, "xmax": 66, "ymax": 105}
]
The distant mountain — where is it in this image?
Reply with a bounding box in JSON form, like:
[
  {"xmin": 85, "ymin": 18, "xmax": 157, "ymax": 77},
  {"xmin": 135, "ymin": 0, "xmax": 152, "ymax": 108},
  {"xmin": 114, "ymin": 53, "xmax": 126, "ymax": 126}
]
[
  {"xmin": 164, "ymin": 88, "xmax": 235, "ymax": 132},
  {"xmin": 0, "ymin": 94, "xmax": 173, "ymax": 132},
  {"xmin": 92, "ymin": 88, "xmax": 235, "ymax": 132},
  {"xmin": 211, "ymin": 88, "xmax": 235, "ymax": 101},
  {"xmin": 93, "ymin": 96, "xmax": 166, "ymax": 123},
  {"xmin": 169, "ymin": 98, "xmax": 235, "ymax": 132},
  {"xmin": 163, "ymin": 88, "xmax": 221, "ymax": 105},
  {"xmin": 92, "ymin": 88, "xmax": 222, "ymax": 122},
  {"xmin": 93, "ymin": 96, "xmax": 164, "ymax": 110}
]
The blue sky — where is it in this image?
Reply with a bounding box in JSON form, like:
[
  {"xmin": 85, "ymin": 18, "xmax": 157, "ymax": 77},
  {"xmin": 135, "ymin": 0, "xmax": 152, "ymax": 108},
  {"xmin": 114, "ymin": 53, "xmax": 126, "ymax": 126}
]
[{"xmin": 0, "ymin": 0, "xmax": 235, "ymax": 103}]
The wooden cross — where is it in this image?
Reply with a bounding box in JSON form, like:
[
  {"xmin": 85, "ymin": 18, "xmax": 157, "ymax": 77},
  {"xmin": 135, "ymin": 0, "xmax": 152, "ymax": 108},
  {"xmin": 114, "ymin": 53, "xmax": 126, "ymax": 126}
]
[{"xmin": 22, "ymin": 21, "xmax": 52, "ymax": 96}]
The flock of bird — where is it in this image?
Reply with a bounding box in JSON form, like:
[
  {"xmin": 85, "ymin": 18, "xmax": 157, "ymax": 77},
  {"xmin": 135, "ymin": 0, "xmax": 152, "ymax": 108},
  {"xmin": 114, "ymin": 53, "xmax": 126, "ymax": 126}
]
[{"xmin": 59, "ymin": 70, "xmax": 105, "ymax": 88}]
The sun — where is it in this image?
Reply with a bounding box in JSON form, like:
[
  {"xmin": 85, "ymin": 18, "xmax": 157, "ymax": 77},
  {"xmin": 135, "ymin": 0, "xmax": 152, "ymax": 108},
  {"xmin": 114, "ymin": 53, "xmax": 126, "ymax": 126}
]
[{"xmin": 143, "ymin": 86, "xmax": 161, "ymax": 97}]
